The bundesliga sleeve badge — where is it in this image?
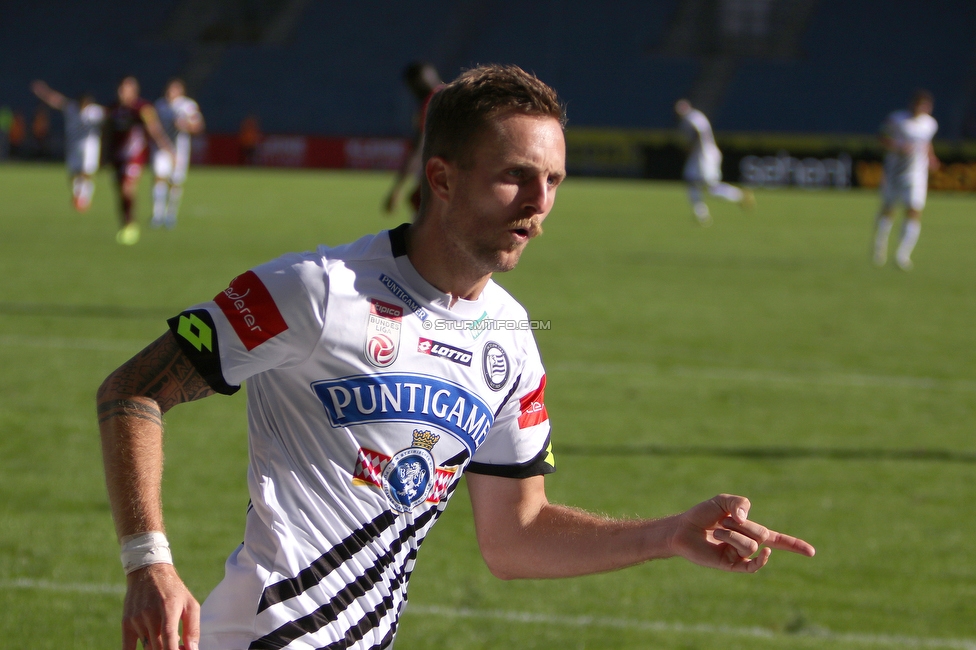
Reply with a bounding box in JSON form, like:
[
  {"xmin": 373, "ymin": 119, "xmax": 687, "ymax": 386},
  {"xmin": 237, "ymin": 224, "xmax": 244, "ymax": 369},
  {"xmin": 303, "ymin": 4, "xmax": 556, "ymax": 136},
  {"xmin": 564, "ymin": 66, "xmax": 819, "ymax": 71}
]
[{"xmin": 365, "ymin": 298, "xmax": 403, "ymax": 367}]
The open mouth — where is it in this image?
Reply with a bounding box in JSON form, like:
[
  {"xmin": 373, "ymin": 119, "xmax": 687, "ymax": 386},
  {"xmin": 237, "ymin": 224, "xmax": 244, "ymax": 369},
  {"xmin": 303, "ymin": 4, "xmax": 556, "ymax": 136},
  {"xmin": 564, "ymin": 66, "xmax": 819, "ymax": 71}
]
[{"xmin": 510, "ymin": 227, "xmax": 530, "ymax": 238}]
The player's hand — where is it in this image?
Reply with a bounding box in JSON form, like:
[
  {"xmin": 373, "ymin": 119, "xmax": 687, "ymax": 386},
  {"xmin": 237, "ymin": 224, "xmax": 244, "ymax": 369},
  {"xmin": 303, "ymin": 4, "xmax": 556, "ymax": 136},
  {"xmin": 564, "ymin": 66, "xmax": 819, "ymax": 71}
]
[
  {"xmin": 668, "ymin": 494, "xmax": 815, "ymax": 573},
  {"xmin": 122, "ymin": 563, "xmax": 200, "ymax": 650},
  {"xmin": 383, "ymin": 189, "xmax": 400, "ymax": 214}
]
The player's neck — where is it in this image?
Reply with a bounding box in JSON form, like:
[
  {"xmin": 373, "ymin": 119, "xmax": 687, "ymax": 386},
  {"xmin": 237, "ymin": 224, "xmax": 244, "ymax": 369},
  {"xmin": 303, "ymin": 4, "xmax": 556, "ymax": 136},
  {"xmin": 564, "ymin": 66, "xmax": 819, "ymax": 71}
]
[{"xmin": 404, "ymin": 220, "xmax": 492, "ymax": 307}]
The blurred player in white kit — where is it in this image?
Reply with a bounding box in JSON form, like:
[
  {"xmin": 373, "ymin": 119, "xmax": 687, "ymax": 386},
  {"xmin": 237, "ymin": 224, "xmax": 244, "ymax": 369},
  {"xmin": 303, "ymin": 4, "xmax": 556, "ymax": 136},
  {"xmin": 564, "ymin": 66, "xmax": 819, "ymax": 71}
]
[
  {"xmin": 872, "ymin": 90, "xmax": 939, "ymax": 271},
  {"xmin": 675, "ymin": 99, "xmax": 752, "ymax": 225},
  {"xmin": 152, "ymin": 78, "xmax": 204, "ymax": 229},
  {"xmin": 31, "ymin": 80, "xmax": 105, "ymax": 212}
]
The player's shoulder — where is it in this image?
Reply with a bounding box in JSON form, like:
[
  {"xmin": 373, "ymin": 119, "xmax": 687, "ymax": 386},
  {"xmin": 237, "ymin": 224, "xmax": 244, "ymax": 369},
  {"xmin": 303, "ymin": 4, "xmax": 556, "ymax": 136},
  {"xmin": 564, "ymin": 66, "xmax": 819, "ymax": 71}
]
[
  {"xmin": 887, "ymin": 109, "xmax": 910, "ymax": 124},
  {"xmin": 688, "ymin": 109, "xmax": 710, "ymax": 127},
  {"xmin": 176, "ymin": 96, "xmax": 200, "ymax": 113},
  {"xmin": 313, "ymin": 229, "xmax": 392, "ymax": 266}
]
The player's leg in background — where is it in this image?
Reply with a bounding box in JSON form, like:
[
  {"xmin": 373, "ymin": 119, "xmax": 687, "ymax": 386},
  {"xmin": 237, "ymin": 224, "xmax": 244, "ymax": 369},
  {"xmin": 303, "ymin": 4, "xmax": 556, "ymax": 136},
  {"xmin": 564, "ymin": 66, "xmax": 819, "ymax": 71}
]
[
  {"xmin": 895, "ymin": 209, "xmax": 922, "ymax": 271},
  {"xmin": 76, "ymin": 135, "xmax": 100, "ymax": 211},
  {"xmin": 873, "ymin": 210, "xmax": 894, "ymax": 267},
  {"xmin": 164, "ymin": 137, "xmax": 191, "ymax": 228},
  {"xmin": 152, "ymin": 150, "xmax": 173, "ymax": 228},
  {"xmin": 687, "ymin": 182, "xmax": 711, "ymax": 225},
  {"xmin": 873, "ymin": 180, "xmax": 898, "ymax": 267},
  {"xmin": 66, "ymin": 145, "xmax": 86, "ymax": 212},
  {"xmin": 893, "ymin": 180, "xmax": 927, "ymax": 271},
  {"xmin": 115, "ymin": 163, "xmax": 142, "ymax": 245},
  {"xmin": 707, "ymin": 181, "xmax": 743, "ymax": 203},
  {"xmin": 707, "ymin": 181, "xmax": 755, "ymax": 210},
  {"xmin": 76, "ymin": 174, "xmax": 95, "ymax": 212}
]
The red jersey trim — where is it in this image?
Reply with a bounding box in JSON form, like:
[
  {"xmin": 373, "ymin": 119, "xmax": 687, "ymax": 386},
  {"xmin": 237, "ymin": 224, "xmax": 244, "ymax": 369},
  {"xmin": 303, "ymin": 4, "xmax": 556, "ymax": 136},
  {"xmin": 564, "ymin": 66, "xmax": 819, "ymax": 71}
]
[
  {"xmin": 213, "ymin": 271, "xmax": 289, "ymax": 351},
  {"xmin": 518, "ymin": 375, "xmax": 549, "ymax": 429}
]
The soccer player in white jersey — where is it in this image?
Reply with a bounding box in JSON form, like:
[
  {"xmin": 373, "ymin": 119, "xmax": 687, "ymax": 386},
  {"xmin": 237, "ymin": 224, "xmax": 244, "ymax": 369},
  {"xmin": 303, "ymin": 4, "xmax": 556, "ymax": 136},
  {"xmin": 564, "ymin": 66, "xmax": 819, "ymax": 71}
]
[
  {"xmin": 152, "ymin": 78, "xmax": 204, "ymax": 229},
  {"xmin": 872, "ymin": 90, "xmax": 939, "ymax": 270},
  {"xmin": 30, "ymin": 80, "xmax": 105, "ymax": 212},
  {"xmin": 98, "ymin": 65, "xmax": 815, "ymax": 650},
  {"xmin": 675, "ymin": 99, "xmax": 753, "ymax": 225}
]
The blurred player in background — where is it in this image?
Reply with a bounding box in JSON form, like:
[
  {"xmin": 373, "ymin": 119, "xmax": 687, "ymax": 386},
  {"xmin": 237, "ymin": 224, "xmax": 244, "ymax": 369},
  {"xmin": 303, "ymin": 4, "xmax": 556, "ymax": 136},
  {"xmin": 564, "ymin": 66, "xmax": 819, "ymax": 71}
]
[
  {"xmin": 675, "ymin": 99, "xmax": 753, "ymax": 225},
  {"xmin": 105, "ymin": 76, "xmax": 173, "ymax": 245},
  {"xmin": 30, "ymin": 80, "xmax": 105, "ymax": 212},
  {"xmin": 151, "ymin": 78, "xmax": 204, "ymax": 229},
  {"xmin": 872, "ymin": 90, "xmax": 939, "ymax": 271},
  {"xmin": 383, "ymin": 61, "xmax": 443, "ymax": 218}
]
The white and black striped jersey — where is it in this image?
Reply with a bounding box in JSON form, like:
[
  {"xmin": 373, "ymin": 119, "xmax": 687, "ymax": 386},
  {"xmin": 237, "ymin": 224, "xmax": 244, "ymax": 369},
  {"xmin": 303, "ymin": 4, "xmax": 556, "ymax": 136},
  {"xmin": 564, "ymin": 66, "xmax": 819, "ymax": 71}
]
[
  {"xmin": 156, "ymin": 95, "xmax": 201, "ymax": 143},
  {"xmin": 882, "ymin": 110, "xmax": 938, "ymax": 186},
  {"xmin": 679, "ymin": 108, "xmax": 722, "ymax": 184},
  {"xmin": 63, "ymin": 100, "xmax": 104, "ymax": 146},
  {"xmin": 169, "ymin": 224, "xmax": 554, "ymax": 650}
]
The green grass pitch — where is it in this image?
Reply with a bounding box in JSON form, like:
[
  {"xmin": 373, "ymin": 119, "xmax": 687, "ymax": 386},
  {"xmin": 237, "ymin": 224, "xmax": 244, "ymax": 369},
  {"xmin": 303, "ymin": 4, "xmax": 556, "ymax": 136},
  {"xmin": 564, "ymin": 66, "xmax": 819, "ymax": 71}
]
[{"xmin": 0, "ymin": 163, "xmax": 974, "ymax": 649}]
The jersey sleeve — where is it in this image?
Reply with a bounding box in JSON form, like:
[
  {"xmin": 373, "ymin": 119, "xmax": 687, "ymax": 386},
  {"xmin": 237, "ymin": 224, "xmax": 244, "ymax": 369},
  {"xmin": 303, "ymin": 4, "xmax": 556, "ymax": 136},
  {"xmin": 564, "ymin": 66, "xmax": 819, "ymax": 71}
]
[
  {"xmin": 167, "ymin": 253, "xmax": 328, "ymax": 394},
  {"xmin": 467, "ymin": 334, "xmax": 555, "ymax": 478}
]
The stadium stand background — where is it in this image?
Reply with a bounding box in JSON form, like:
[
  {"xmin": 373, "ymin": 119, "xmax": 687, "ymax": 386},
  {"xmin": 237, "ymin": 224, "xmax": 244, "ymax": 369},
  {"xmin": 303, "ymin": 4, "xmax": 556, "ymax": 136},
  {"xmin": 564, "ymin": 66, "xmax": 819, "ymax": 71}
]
[{"xmin": 2, "ymin": 0, "xmax": 976, "ymax": 157}]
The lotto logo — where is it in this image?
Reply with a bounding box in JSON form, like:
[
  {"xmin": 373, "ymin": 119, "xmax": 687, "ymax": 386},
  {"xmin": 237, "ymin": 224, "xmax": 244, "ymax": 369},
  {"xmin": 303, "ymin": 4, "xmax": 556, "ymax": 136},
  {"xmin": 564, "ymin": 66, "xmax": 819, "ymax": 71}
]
[
  {"xmin": 416, "ymin": 337, "xmax": 472, "ymax": 366},
  {"xmin": 367, "ymin": 334, "xmax": 397, "ymax": 367}
]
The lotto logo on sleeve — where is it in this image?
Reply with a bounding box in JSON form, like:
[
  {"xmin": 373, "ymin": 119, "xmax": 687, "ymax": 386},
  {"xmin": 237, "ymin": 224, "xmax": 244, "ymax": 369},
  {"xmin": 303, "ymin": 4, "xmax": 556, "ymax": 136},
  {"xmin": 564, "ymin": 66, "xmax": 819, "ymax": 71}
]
[{"xmin": 213, "ymin": 270, "xmax": 288, "ymax": 351}]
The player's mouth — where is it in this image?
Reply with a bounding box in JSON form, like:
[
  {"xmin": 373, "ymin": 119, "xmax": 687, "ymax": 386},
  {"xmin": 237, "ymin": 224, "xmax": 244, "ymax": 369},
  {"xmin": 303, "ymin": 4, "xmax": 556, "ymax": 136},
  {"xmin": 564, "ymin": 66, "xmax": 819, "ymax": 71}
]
[{"xmin": 507, "ymin": 221, "xmax": 542, "ymax": 242}]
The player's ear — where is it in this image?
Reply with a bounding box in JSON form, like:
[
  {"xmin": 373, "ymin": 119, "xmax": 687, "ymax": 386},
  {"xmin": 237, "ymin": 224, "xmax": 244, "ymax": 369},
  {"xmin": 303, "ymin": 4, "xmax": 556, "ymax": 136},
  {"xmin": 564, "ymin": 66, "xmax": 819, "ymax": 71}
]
[{"xmin": 425, "ymin": 156, "xmax": 453, "ymax": 202}]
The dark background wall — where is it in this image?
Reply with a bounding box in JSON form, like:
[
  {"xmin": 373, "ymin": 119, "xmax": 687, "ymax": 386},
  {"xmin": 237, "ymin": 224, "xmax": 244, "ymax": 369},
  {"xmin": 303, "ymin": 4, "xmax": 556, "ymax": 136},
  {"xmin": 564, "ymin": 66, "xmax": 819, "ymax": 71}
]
[{"xmin": 2, "ymin": 0, "xmax": 976, "ymax": 139}]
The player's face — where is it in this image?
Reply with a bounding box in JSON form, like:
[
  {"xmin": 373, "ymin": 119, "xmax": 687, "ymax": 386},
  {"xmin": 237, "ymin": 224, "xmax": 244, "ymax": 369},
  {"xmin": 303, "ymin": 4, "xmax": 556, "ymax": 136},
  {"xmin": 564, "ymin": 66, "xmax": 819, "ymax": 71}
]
[
  {"xmin": 118, "ymin": 79, "xmax": 139, "ymax": 106},
  {"xmin": 166, "ymin": 81, "xmax": 184, "ymax": 102},
  {"xmin": 444, "ymin": 113, "xmax": 566, "ymax": 275},
  {"xmin": 914, "ymin": 99, "xmax": 934, "ymax": 116}
]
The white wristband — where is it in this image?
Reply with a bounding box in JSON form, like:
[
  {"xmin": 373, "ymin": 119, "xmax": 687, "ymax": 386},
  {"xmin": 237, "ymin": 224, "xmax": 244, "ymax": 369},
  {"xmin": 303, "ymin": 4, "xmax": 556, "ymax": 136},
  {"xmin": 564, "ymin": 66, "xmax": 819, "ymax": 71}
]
[{"xmin": 120, "ymin": 532, "xmax": 173, "ymax": 575}]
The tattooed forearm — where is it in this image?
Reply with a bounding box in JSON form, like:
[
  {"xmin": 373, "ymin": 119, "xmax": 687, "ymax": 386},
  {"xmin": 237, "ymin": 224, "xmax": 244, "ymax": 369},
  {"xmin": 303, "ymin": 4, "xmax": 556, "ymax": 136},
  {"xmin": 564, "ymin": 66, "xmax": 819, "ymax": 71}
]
[
  {"xmin": 97, "ymin": 399, "xmax": 163, "ymax": 426},
  {"xmin": 97, "ymin": 331, "xmax": 214, "ymax": 415}
]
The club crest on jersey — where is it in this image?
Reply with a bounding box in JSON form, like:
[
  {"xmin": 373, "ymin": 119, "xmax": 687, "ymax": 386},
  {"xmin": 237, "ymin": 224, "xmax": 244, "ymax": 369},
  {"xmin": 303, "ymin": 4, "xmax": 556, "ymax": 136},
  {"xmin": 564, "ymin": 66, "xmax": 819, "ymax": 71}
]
[
  {"xmin": 365, "ymin": 298, "xmax": 402, "ymax": 367},
  {"xmin": 482, "ymin": 341, "xmax": 510, "ymax": 391},
  {"xmin": 353, "ymin": 441, "xmax": 458, "ymax": 511},
  {"xmin": 417, "ymin": 337, "xmax": 472, "ymax": 367},
  {"xmin": 382, "ymin": 429, "xmax": 439, "ymax": 512}
]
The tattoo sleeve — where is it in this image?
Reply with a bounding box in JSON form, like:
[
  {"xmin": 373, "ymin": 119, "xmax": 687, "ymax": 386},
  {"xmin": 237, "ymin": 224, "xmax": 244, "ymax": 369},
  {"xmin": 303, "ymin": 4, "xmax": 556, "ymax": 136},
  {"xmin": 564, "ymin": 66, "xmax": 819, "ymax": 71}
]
[{"xmin": 97, "ymin": 331, "xmax": 215, "ymax": 416}]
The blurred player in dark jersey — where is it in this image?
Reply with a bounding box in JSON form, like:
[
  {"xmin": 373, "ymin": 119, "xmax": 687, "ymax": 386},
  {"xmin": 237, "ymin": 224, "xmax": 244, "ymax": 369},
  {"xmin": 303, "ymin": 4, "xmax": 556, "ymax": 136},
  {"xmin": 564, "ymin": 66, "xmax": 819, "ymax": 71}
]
[
  {"xmin": 383, "ymin": 61, "xmax": 443, "ymax": 218},
  {"xmin": 105, "ymin": 76, "xmax": 173, "ymax": 245}
]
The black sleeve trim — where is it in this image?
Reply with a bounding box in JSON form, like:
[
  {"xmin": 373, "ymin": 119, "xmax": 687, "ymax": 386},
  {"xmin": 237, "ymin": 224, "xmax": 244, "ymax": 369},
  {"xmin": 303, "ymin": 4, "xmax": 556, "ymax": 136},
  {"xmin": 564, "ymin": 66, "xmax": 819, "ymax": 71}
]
[
  {"xmin": 388, "ymin": 223, "xmax": 411, "ymax": 258},
  {"xmin": 465, "ymin": 434, "xmax": 555, "ymax": 479},
  {"xmin": 167, "ymin": 310, "xmax": 240, "ymax": 396}
]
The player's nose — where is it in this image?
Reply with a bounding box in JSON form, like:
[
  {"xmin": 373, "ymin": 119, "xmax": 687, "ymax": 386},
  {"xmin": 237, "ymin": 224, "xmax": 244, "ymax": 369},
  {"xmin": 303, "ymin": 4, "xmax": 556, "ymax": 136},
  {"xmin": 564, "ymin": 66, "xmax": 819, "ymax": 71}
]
[{"xmin": 520, "ymin": 174, "xmax": 554, "ymax": 215}]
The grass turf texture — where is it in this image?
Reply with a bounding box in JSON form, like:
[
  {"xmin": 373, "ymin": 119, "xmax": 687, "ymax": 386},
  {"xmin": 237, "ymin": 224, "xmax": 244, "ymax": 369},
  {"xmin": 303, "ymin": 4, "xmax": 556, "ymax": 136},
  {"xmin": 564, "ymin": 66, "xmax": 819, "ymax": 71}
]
[{"xmin": 0, "ymin": 163, "xmax": 974, "ymax": 648}]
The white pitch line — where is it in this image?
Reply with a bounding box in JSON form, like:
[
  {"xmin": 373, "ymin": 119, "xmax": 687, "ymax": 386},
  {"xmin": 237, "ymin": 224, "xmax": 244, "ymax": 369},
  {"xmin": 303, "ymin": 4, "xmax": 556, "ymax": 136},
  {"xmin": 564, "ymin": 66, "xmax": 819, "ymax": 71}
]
[
  {"xmin": 0, "ymin": 334, "xmax": 142, "ymax": 353},
  {"xmin": 4, "ymin": 579, "xmax": 974, "ymax": 649},
  {"xmin": 1, "ymin": 577, "xmax": 126, "ymax": 595},
  {"xmin": 408, "ymin": 604, "xmax": 976, "ymax": 649},
  {"xmin": 552, "ymin": 361, "xmax": 976, "ymax": 393}
]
